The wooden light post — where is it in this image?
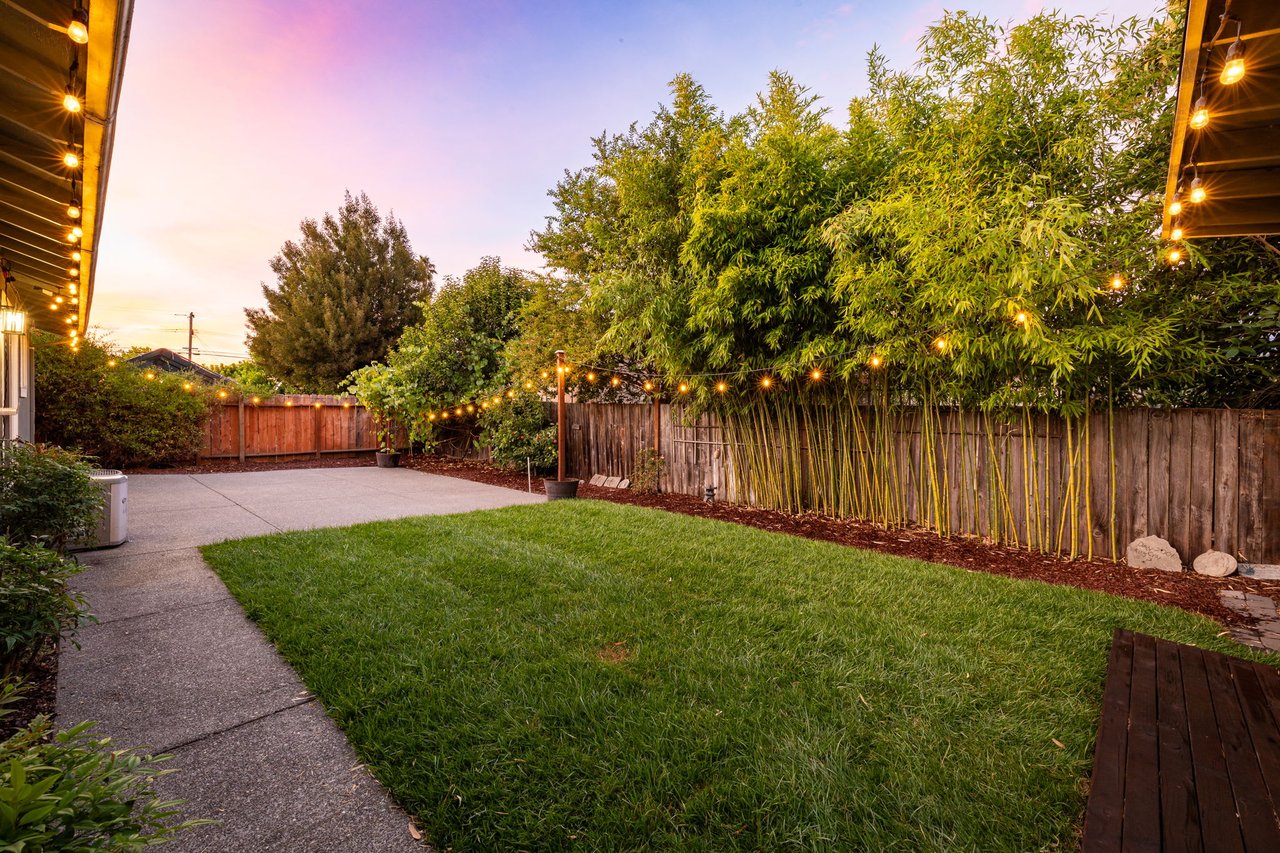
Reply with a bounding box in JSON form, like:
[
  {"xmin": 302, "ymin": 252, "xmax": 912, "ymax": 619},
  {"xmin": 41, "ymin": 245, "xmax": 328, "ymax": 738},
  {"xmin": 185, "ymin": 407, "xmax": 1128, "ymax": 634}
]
[{"xmin": 556, "ymin": 350, "xmax": 566, "ymax": 483}]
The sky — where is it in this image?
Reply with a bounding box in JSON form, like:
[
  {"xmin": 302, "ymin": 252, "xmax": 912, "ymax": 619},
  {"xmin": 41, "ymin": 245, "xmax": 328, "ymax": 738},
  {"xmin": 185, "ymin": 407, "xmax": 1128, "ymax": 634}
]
[{"xmin": 91, "ymin": 0, "xmax": 1165, "ymax": 362}]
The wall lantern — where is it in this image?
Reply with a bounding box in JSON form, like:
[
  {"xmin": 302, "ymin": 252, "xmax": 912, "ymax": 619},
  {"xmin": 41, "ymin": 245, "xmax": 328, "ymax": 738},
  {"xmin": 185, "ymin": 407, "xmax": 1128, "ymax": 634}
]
[{"xmin": 1, "ymin": 308, "xmax": 26, "ymax": 335}]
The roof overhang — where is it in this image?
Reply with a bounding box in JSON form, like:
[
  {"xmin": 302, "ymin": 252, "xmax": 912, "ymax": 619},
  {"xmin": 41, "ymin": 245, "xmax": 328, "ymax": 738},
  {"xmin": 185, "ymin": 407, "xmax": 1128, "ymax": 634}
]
[
  {"xmin": 0, "ymin": 0, "xmax": 133, "ymax": 337},
  {"xmin": 1163, "ymin": 0, "xmax": 1280, "ymax": 239}
]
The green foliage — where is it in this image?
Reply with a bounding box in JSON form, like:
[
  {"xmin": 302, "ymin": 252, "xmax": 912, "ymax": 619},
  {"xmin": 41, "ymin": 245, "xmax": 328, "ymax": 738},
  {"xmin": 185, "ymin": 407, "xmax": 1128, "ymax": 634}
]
[
  {"xmin": 0, "ymin": 443, "xmax": 100, "ymax": 553},
  {"xmin": 246, "ymin": 191, "xmax": 435, "ymax": 393},
  {"xmin": 476, "ymin": 392, "xmax": 556, "ymax": 470},
  {"xmin": 629, "ymin": 446, "xmax": 664, "ymax": 494},
  {"xmin": 0, "ymin": 705, "xmax": 205, "ymax": 850},
  {"xmin": 532, "ymin": 11, "xmax": 1279, "ymax": 412},
  {"xmin": 33, "ymin": 335, "xmax": 216, "ymax": 468},
  {"xmin": 0, "ymin": 543, "xmax": 89, "ymax": 679},
  {"xmin": 345, "ymin": 362, "xmax": 406, "ymax": 451},
  {"xmin": 350, "ymin": 257, "xmax": 537, "ymax": 445},
  {"xmin": 207, "ymin": 359, "xmax": 294, "ymax": 398},
  {"xmin": 203, "ymin": 501, "xmax": 1266, "ymax": 850}
]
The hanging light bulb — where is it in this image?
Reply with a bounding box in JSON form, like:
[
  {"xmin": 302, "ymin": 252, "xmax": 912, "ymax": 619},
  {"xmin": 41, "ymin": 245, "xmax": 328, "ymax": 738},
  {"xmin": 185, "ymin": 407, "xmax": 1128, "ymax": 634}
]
[
  {"xmin": 506, "ymin": 389, "xmax": 515, "ymax": 398},
  {"xmin": 68, "ymin": 283, "xmax": 77, "ymax": 294},
  {"xmin": 1013, "ymin": 310, "xmax": 1030, "ymax": 326},
  {"xmin": 869, "ymin": 354, "xmax": 883, "ymax": 369},
  {"xmin": 428, "ymin": 413, "xmax": 436, "ymax": 421},
  {"xmin": 71, "ymin": 225, "xmax": 83, "ymax": 239},
  {"xmin": 1168, "ymin": 194, "xmax": 1182, "ymax": 217},
  {"xmin": 643, "ymin": 380, "xmax": 654, "ymax": 392},
  {"xmin": 466, "ymin": 404, "xmax": 475, "ymax": 413},
  {"xmin": 455, "ymin": 407, "xmax": 463, "ymax": 415},
  {"xmin": 933, "ymin": 336, "xmax": 949, "ymax": 353},
  {"xmin": 341, "ymin": 401, "xmax": 350, "ymax": 408},
  {"xmin": 760, "ymin": 376, "xmax": 772, "ymax": 389},
  {"xmin": 67, "ymin": 8, "xmax": 89, "ymax": 44},
  {"xmin": 1170, "ymin": 225, "xmax": 1184, "ymax": 241},
  {"xmin": 69, "ymin": 329, "xmax": 77, "ymax": 338},
  {"xmin": 107, "ymin": 359, "xmax": 116, "ymax": 367},
  {"xmin": 67, "ymin": 200, "xmax": 81, "ymax": 219},
  {"xmin": 70, "ymin": 297, "xmax": 78, "ymax": 305},
  {"xmin": 1189, "ymin": 95, "xmax": 1209, "ymax": 129},
  {"xmin": 49, "ymin": 302, "xmax": 57, "ymax": 310},
  {"xmin": 610, "ymin": 376, "xmax": 621, "ymax": 387},
  {"xmin": 716, "ymin": 381, "xmax": 728, "ymax": 393},
  {"xmin": 145, "ymin": 371, "xmax": 156, "ymax": 380},
  {"xmin": 253, "ymin": 397, "xmax": 261, "ymax": 404},
  {"xmin": 678, "ymin": 382, "xmax": 689, "ymax": 394},
  {"xmin": 1188, "ymin": 177, "xmax": 1206, "ymax": 204},
  {"xmin": 183, "ymin": 382, "xmax": 193, "ymax": 391},
  {"xmin": 55, "ymin": 296, "xmax": 64, "ymax": 304},
  {"xmin": 1220, "ymin": 35, "xmax": 1246, "ymax": 85},
  {"xmin": 64, "ymin": 316, "xmax": 74, "ymax": 325},
  {"xmin": 66, "ymin": 231, "xmax": 79, "ymax": 243},
  {"xmin": 1109, "ymin": 274, "xmax": 1127, "ymax": 292},
  {"xmin": 441, "ymin": 410, "xmax": 449, "ymax": 419},
  {"xmin": 541, "ymin": 370, "xmax": 549, "ymax": 379},
  {"xmin": 1167, "ymin": 246, "xmax": 1184, "ymax": 264},
  {"xmin": 63, "ymin": 151, "xmax": 80, "ymax": 169},
  {"xmin": 810, "ymin": 368, "xmax": 822, "ymax": 381},
  {"xmin": 67, "ymin": 266, "xmax": 79, "ymax": 276},
  {"xmin": 524, "ymin": 380, "xmax": 534, "ymax": 390},
  {"xmin": 63, "ymin": 88, "xmax": 82, "ymax": 113},
  {"xmin": 586, "ymin": 371, "xmax": 597, "ymax": 382}
]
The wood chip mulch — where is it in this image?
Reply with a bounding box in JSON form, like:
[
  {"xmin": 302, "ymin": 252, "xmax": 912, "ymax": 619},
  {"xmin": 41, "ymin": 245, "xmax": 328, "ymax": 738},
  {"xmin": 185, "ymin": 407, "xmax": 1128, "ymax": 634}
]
[
  {"xmin": 2, "ymin": 650, "xmax": 58, "ymax": 740},
  {"xmin": 126, "ymin": 453, "xmax": 1275, "ymax": 631}
]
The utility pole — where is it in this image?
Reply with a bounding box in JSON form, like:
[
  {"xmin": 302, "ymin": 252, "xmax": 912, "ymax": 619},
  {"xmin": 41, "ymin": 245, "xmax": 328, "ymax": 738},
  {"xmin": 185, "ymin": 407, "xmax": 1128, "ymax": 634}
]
[{"xmin": 186, "ymin": 312, "xmax": 194, "ymax": 362}]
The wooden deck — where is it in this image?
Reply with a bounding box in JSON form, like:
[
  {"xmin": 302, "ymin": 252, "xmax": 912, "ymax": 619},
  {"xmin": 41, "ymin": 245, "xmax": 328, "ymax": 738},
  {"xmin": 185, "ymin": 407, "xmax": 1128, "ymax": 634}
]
[{"xmin": 1083, "ymin": 629, "xmax": 1280, "ymax": 851}]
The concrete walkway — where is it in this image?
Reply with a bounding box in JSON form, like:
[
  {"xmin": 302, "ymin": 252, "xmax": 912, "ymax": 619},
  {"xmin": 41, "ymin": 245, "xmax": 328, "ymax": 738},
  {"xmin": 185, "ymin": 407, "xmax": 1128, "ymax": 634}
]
[{"xmin": 57, "ymin": 467, "xmax": 542, "ymax": 852}]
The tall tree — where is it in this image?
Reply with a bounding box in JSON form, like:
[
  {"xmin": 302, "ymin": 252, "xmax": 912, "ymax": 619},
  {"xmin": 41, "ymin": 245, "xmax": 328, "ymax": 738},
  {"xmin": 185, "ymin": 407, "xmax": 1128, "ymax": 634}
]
[{"xmin": 245, "ymin": 192, "xmax": 435, "ymax": 392}]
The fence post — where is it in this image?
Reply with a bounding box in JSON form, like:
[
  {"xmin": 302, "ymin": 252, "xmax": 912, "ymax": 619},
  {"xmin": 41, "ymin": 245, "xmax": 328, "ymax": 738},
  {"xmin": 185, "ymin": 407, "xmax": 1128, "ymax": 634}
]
[
  {"xmin": 314, "ymin": 401, "xmax": 322, "ymax": 459},
  {"xmin": 556, "ymin": 350, "xmax": 566, "ymax": 482},
  {"xmin": 237, "ymin": 398, "xmax": 246, "ymax": 463}
]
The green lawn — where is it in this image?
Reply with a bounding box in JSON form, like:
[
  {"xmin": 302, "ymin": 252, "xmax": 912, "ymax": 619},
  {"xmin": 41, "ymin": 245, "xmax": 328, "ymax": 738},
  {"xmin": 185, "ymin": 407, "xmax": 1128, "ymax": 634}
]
[{"xmin": 202, "ymin": 500, "xmax": 1259, "ymax": 851}]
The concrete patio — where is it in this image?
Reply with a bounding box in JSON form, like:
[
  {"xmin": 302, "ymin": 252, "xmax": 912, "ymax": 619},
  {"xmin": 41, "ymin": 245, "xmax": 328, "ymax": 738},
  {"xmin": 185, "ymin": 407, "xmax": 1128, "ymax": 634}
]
[{"xmin": 57, "ymin": 466, "xmax": 543, "ymax": 852}]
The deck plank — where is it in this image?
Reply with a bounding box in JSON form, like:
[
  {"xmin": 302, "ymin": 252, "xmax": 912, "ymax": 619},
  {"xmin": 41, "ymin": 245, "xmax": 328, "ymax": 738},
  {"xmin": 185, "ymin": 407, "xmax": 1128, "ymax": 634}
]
[
  {"xmin": 1083, "ymin": 629, "xmax": 1135, "ymax": 852},
  {"xmin": 1181, "ymin": 645, "xmax": 1245, "ymax": 853},
  {"xmin": 1122, "ymin": 633, "xmax": 1161, "ymax": 852},
  {"xmin": 1155, "ymin": 639, "xmax": 1201, "ymax": 850},
  {"xmin": 1204, "ymin": 651, "xmax": 1278, "ymax": 850}
]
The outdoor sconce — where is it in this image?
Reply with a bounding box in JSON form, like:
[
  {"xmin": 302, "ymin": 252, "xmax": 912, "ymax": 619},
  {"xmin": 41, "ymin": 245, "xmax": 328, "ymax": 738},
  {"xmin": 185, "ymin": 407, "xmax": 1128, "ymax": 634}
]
[{"xmin": 1, "ymin": 308, "xmax": 27, "ymax": 336}]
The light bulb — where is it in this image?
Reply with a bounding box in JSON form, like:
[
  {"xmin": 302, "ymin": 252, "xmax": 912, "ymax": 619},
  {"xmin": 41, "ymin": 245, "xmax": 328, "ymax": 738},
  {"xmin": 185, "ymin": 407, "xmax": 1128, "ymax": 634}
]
[
  {"xmin": 1110, "ymin": 274, "xmax": 1126, "ymax": 291},
  {"xmin": 1189, "ymin": 96, "xmax": 1209, "ymax": 129},
  {"xmin": 428, "ymin": 413, "xmax": 436, "ymax": 421},
  {"xmin": 643, "ymin": 380, "xmax": 654, "ymax": 392},
  {"xmin": 1167, "ymin": 247, "xmax": 1183, "ymax": 264},
  {"xmin": 70, "ymin": 297, "xmax": 78, "ymax": 305},
  {"xmin": 55, "ymin": 296, "xmax": 63, "ymax": 304},
  {"xmin": 869, "ymin": 354, "xmax": 882, "ymax": 368},
  {"xmin": 610, "ymin": 376, "xmax": 621, "ymax": 387},
  {"xmin": 587, "ymin": 372, "xmax": 596, "ymax": 382},
  {"xmin": 107, "ymin": 359, "xmax": 116, "ymax": 367},
  {"xmin": 678, "ymin": 383, "xmax": 689, "ymax": 394},
  {"xmin": 72, "ymin": 251, "xmax": 81, "ymax": 262},
  {"xmin": 1220, "ymin": 38, "xmax": 1245, "ymax": 85},
  {"xmin": 810, "ymin": 369, "xmax": 822, "ymax": 381},
  {"xmin": 313, "ymin": 402, "xmax": 321, "ymax": 408},
  {"xmin": 1168, "ymin": 197, "xmax": 1182, "ymax": 217},
  {"xmin": 145, "ymin": 372, "xmax": 156, "ymax": 380},
  {"xmin": 524, "ymin": 381, "xmax": 533, "ymax": 390},
  {"xmin": 455, "ymin": 407, "xmax": 463, "ymax": 415},
  {"xmin": 934, "ymin": 337, "xmax": 948, "ymax": 352},
  {"xmin": 63, "ymin": 151, "xmax": 79, "ymax": 169},
  {"xmin": 506, "ymin": 390, "xmax": 514, "ymax": 397},
  {"xmin": 466, "ymin": 404, "xmax": 474, "ymax": 413},
  {"xmin": 66, "ymin": 231, "xmax": 78, "ymax": 243},
  {"xmin": 184, "ymin": 382, "xmax": 193, "ymax": 391},
  {"xmin": 67, "ymin": 9, "xmax": 88, "ymax": 44},
  {"xmin": 342, "ymin": 401, "xmax": 349, "ymax": 408},
  {"xmin": 64, "ymin": 317, "xmax": 74, "ymax": 325},
  {"xmin": 441, "ymin": 411, "xmax": 449, "ymax": 419},
  {"xmin": 285, "ymin": 400, "xmax": 293, "ymax": 406},
  {"xmin": 1170, "ymin": 226, "xmax": 1184, "ymax": 241},
  {"xmin": 1188, "ymin": 178, "xmax": 1206, "ymax": 204},
  {"xmin": 1014, "ymin": 310, "xmax": 1029, "ymax": 326},
  {"xmin": 68, "ymin": 202, "xmax": 81, "ymax": 219},
  {"xmin": 253, "ymin": 397, "xmax": 261, "ymax": 404},
  {"xmin": 49, "ymin": 302, "xmax": 57, "ymax": 310},
  {"xmin": 68, "ymin": 283, "xmax": 77, "ymax": 294},
  {"xmin": 71, "ymin": 225, "xmax": 83, "ymax": 238},
  {"xmin": 541, "ymin": 370, "xmax": 549, "ymax": 379},
  {"xmin": 716, "ymin": 381, "xmax": 727, "ymax": 393},
  {"xmin": 760, "ymin": 376, "xmax": 772, "ymax": 389},
  {"xmin": 69, "ymin": 329, "xmax": 77, "ymax": 338},
  {"xmin": 63, "ymin": 90, "xmax": 82, "ymax": 113},
  {"xmin": 68, "ymin": 267, "xmax": 78, "ymax": 276}
]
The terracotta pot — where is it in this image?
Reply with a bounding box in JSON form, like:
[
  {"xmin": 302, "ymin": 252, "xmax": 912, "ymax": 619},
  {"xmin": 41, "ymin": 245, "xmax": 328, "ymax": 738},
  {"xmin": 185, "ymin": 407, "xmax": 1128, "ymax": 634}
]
[
  {"xmin": 375, "ymin": 450, "xmax": 400, "ymax": 468},
  {"xmin": 543, "ymin": 478, "xmax": 579, "ymax": 500}
]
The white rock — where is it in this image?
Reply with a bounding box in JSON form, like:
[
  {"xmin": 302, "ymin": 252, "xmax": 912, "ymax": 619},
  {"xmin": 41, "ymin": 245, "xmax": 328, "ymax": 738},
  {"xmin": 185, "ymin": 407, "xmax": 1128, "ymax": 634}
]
[
  {"xmin": 1126, "ymin": 536, "xmax": 1183, "ymax": 572},
  {"xmin": 1193, "ymin": 550, "xmax": 1237, "ymax": 577}
]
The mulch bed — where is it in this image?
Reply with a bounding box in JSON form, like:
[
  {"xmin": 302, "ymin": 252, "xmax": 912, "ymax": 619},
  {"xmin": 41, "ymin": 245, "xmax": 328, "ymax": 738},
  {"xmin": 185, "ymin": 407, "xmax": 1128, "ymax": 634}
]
[
  {"xmin": 2, "ymin": 650, "xmax": 58, "ymax": 740},
  {"xmin": 125, "ymin": 453, "xmax": 1275, "ymax": 631}
]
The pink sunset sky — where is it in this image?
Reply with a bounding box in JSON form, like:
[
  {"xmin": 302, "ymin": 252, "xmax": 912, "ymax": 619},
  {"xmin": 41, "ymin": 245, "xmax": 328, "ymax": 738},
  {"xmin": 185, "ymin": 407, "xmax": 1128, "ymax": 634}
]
[{"xmin": 92, "ymin": 0, "xmax": 1165, "ymax": 362}]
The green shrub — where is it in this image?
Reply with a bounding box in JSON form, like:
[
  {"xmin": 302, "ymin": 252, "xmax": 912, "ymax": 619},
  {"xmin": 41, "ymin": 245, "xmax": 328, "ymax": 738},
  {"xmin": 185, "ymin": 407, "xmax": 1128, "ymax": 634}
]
[
  {"xmin": 629, "ymin": 446, "xmax": 664, "ymax": 494},
  {"xmin": 0, "ymin": 444, "xmax": 101, "ymax": 553},
  {"xmin": 33, "ymin": 334, "xmax": 216, "ymax": 468},
  {"xmin": 477, "ymin": 392, "xmax": 557, "ymax": 470},
  {"xmin": 0, "ymin": 687, "xmax": 206, "ymax": 850},
  {"xmin": 0, "ymin": 542, "xmax": 90, "ymax": 679}
]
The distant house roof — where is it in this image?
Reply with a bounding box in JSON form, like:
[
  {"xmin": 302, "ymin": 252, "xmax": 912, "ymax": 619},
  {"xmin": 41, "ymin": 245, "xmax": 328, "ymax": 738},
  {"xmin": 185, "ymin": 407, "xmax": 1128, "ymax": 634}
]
[{"xmin": 126, "ymin": 349, "xmax": 228, "ymax": 383}]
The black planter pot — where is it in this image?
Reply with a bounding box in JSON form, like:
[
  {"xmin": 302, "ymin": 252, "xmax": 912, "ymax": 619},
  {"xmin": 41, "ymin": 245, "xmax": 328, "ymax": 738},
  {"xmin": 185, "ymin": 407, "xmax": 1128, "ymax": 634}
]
[
  {"xmin": 544, "ymin": 478, "xmax": 579, "ymax": 500},
  {"xmin": 375, "ymin": 450, "xmax": 400, "ymax": 468}
]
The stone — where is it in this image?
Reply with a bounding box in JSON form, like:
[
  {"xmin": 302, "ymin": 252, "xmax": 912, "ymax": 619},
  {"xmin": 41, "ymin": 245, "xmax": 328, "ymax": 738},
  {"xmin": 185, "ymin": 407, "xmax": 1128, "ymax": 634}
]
[
  {"xmin": 589, "ymin": 474, "xmax": 607, "ymax": 487},
  {"xmin": 618, "ymin": 479, "xmax": 630, "ymax": 489},
  {"xmin": 1193, "ymin": 549, "xmax": 1237, "ymax": 577},
  {"xmin": 603, "ymin": 476, "xmax": 621, "ymax": 489},
  {"xmin": 1126, "ymin": 535, "xmax": 1183, "ymax": 572},
  {"xmin": 1240, "ymin": 563, "xmax": 1280, "ymax": 580}
]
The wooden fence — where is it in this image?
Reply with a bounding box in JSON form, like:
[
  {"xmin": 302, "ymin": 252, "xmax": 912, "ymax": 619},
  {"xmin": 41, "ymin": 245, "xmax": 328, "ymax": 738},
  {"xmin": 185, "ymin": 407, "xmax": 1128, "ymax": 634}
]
[
  {"xmin": 559, "ymin": 403, "xmax": 1280, "ymax": 565},
  {"xmin": 200, "ymin": 395, "xmax": 403, "ymax": 460}
]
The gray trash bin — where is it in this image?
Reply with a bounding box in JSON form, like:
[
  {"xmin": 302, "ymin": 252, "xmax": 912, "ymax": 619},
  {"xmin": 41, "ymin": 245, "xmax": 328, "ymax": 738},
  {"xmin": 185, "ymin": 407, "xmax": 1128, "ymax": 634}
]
[{"xmin": 90, "ymin": 469, "xmax": 128, "ymax": 548}]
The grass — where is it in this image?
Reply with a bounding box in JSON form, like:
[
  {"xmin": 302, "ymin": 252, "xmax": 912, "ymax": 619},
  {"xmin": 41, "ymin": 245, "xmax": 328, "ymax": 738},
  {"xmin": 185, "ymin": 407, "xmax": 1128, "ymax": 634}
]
[{"xmin": 202, "ymin": 500, "xmax": 1262, "ymax": 851}]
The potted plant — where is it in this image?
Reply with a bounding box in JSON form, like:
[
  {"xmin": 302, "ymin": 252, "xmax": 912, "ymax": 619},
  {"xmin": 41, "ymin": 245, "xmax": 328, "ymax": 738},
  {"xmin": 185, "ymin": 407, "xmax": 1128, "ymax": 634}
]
[
  {"xmin": 374, "ymin": 422, "xmax": 400, "ymax": 468},
  {"xmin": 348, "ymin": 364, "xmax": 403, "ymax": 470}
]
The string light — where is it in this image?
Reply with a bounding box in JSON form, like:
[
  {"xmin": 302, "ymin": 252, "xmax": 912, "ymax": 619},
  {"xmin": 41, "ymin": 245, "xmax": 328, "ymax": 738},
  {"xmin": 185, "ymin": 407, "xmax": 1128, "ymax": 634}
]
[
  {"xmin": 1013, "ymin": 310, "xmax": 1030, "ymax": 326},
  {"xmin": 70, "ymin": 297, "xmax": 78, "ymax": 305},
  {"xmin": 869, "ymin": 354, "xmax": 883, "ymax": 369},
  {"xmin": 69, "ymin": 329, "xmax": 77, "ymax": 338},
  {"xmin": 63, "ymin": 151, "xmax": 80, "ymax": 169},
  {"xmin": 610, "ymin": 376, "xmax": 621, "ymax": 387},
  {"xmin": 678, "ymin": 382, "xmax": 689, "ymax": 394},
  {"xmin": 1220, "ymin": 31, "xmax": 1246, "ymax": 85},
  {"xmin": 1188, "ymin": 176, "xmax": 1206, "ymax": 204},
  {"xmin": 64, "ymin": 316, "xmax": 74, "ymax": 325},
  {"xmin": 285, "ymin": 400, "xmax": 294, "ymax": 406},
  {"xmin": 810, "ymin": 368, "xmax": 822, "ymax": 381},
  {"xmin": 49, "ymin": 303, "xmax": 57, "ymax": 310},
  {"xmin": 455, "ymin": 407, "xmax": 463, "ymax": 416},
  {"xmin": 54, "ymin": 296, "xmax": 63, "ymax": 304},
  {"xmin": 1167, "ymin": 247, "xmax": 1184, "ymax": 265},
  {"xmin": 1168, "ymin": 195, "xmax": 1182, "ymax": 217},
  {"xmin": 587, "ymin": 372, "xmax": 596, "ymax": 382},
  {"xmin": 107, "ymin": 359, "xmax": 116, "ymax": 367},
  {"xmin": 1170, "ymin": 225, "xmax": 1184, "ymax": 241},
  {"xmin": 63, "ymin": 88, "xmax": 82, "ymax": 113},
  {"xmin": 71, "ymin": 251, "xmax": 81, "ymax": 262},
  {"xmin": 760, "ymin": 376, "xmax": 772, "ymax": 389},
  {"xmin": 716, "ymin": 381, "xmax": 728, "ymax": 393},
  {"xmin": 524, "ymin": 381, "xmax": 534, "ymax": 390},
  {"xmin": 466, "ymin": 404, "xmax": 475, "ymax": 413},
  {"xmin": 342, "ymin": 401, "xmax": 350, "ymax": 408},
  {"xmin": 67, "ymin": 201, "xmax": 80, "ymax": 220},
  {"xmin": 67, "ymin": 8, "xmax": 89, "ymax": 43},
  {"xmin": 313, "ymin": 402, "xmax": 321, "ymax": 408},
  {"xmin": 145, "ymin": 372, "xmax": 156, "ymax": 380},
  {"xmin": 1109, "ymin": 274, "xmax": 1127, "ymax": 292},
  {"xmin": 66, "ymin": 231, "xmax": 79, "ymax": 243},
  {"xmin": 428, "ymin": 413, "xmax": 436, "ymax": 421},
  {"xmin": 441, "ymin": 411, "xmax": 449, "ymax": 419},
  {"xmin": 71, "ymin": 225, "xmax": 83, "ymax": 239},
  {"xmin": 67, "ymin": 266, "xmax": 78, "ymax": 276},
  {"xmin": 1189, "ymin": 95, "xmax": 1209, "ymax": 129},
  {"xmin": 541, "ymin": 370, "xmax": 549, "ymax": 379},
  {"xmin": 933, "ymin": 336, "xmax": 949, "ymax": 353},
  {"xmin": 506, "ymin": 390, "xmax": 515, "ymax": 398},
  {"xmin": 183, "ymin": 382, "xmax": 192, "ymax": 391},
  {"xmin": 253, "ymin": 396, "xmax": 261, "ymax": 404}
]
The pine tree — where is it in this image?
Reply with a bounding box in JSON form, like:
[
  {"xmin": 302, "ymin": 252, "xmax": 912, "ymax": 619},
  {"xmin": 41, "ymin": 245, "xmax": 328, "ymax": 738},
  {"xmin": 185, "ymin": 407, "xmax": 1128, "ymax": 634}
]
[{"xmin": 245, "ymin": 192, "xmax": 435, "ymax": 392}]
